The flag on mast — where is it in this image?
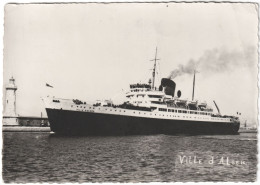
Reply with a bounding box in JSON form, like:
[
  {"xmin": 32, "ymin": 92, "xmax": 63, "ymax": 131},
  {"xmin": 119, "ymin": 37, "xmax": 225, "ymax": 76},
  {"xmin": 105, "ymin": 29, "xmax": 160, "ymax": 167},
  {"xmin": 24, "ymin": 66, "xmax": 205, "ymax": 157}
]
[{"xmin": 46, "ymin": 83, "xmax": 53, "ymax": 88}]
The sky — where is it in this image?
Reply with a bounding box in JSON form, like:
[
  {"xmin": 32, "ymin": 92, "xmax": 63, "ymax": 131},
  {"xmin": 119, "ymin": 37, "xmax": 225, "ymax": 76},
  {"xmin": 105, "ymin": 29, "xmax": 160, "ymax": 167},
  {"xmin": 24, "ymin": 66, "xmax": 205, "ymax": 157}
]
[{"xmin": 3, "ymin": 2, "xmax": 258, "ymax": 126}]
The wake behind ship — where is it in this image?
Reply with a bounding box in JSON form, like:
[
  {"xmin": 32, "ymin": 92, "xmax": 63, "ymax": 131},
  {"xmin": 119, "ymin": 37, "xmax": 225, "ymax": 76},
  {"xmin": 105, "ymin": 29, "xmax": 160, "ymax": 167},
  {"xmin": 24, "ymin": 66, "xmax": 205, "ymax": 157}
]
[{"xmin": 43, "ymin": 49, "xmax": 240, "ymax": 135}]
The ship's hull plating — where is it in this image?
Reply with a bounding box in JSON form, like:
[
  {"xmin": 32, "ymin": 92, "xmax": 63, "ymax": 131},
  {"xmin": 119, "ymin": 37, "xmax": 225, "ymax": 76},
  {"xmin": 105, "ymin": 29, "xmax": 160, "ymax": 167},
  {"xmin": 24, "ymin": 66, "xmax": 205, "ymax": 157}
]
[{"xmin": 46, "ymin": 108, "xmax": 240, "ymax": 135}]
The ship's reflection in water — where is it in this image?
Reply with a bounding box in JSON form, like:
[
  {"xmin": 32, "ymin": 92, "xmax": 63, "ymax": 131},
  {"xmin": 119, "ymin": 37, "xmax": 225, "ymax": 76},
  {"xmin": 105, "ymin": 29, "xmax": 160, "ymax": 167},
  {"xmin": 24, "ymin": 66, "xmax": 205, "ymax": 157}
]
[{"xmin": 3, "ymin": 132, "xmax": 257, "ymax": 182}]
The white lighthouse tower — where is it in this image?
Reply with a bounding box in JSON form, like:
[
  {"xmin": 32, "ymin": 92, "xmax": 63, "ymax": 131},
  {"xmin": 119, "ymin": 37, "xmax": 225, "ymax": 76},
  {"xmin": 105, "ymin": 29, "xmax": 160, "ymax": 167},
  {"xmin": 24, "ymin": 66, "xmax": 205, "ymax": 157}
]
[{"xmin": 3, "ymin": 77, "xmax": 19, "ymax": 126}]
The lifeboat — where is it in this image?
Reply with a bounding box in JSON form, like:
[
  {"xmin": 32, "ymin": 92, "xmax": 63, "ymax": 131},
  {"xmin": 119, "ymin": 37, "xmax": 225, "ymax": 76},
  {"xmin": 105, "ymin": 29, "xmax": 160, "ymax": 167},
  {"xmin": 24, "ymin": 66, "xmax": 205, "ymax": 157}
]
[
  {"xmin": 174, "ymin": 98, "xmax": 188, "ymax": 108},
  {"xmin": 187, "ymin": 100, "xmax": 198, "ymax": 110}
]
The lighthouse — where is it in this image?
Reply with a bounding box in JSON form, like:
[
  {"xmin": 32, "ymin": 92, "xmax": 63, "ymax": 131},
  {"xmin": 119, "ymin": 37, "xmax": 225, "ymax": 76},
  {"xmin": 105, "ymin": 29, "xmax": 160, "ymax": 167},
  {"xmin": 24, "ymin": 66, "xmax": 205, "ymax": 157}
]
[{"xmin": 3, "ymin": 77, "xmax": 19, "ymax": 126}]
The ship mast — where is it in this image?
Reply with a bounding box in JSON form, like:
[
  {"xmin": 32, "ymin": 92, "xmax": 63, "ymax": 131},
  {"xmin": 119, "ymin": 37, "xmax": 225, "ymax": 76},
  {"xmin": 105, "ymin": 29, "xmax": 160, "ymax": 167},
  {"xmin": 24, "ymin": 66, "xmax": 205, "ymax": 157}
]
[
  {"xmin": 150, "ymin": 47, "xmax": 160, "ymax": 90},
  {"xmin": 192, "ymin": 70, "xmax": 195, "ymax": 100}
]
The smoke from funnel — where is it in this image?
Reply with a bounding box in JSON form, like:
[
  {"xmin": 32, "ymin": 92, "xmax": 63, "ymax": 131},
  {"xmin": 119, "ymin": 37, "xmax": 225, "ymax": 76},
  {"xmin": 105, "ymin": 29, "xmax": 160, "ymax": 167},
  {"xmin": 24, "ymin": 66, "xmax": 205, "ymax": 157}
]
[
  {"xmin": 168, "ymin": 46, "xmax": 256, "ymax": 79},
  {"xmin": 168, "ymin": 60, "xmax": 197, "ymax": 79}
]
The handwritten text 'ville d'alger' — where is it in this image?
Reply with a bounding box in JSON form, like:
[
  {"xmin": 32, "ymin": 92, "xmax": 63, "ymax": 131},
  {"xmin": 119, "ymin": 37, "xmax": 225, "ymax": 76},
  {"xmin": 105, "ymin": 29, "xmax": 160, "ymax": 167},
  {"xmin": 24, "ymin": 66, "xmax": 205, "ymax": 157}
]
[{"xmin": 179, "ymin": 155, "xmax": 246, "ymax": 166}]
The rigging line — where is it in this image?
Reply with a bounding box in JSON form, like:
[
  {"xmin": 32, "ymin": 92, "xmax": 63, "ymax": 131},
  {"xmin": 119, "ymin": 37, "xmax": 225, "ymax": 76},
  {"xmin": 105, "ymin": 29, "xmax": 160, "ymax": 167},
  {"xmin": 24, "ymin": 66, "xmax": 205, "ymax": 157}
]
[
  {"xmin": 157, "ymin": 59, "xmax": 162, "ymax": 84},
  {"xmin": 141, "ymin": 67, "xmax": 153, "ymax": 83}
]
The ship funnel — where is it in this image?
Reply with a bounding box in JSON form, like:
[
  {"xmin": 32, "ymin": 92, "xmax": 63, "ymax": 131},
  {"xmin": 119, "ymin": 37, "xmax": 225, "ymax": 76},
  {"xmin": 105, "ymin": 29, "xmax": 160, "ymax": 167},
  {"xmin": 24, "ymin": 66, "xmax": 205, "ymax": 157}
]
[{"xmin": 159, "ymin": 78, "xmax": 176, "ymax": 96}]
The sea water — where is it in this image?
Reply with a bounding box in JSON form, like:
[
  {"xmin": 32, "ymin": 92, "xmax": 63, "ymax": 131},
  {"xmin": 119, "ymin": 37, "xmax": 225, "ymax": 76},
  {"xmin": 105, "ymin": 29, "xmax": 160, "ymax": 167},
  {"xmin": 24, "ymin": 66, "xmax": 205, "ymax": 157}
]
[{"xmin": 2, "ymin": 132, "xmax": 257, "ymax": 182}]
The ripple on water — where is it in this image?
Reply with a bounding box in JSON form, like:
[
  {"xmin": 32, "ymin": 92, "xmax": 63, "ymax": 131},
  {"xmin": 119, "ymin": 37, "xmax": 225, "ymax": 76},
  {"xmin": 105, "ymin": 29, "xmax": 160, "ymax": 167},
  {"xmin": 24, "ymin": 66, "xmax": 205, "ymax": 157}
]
[{"xmin": 2, "ymin": 132, "xmax": 257, "ymax": 182}]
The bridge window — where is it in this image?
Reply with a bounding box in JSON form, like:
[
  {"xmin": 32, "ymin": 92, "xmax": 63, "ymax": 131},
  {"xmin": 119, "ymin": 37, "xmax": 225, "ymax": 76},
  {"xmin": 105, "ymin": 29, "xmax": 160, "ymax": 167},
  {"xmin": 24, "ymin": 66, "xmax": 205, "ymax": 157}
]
[
  {"xmin": 159, "ymin": 108, "xmax": 167, "ymax": 112},
  {"xmin": 151, "ymin": 101, "xmax": 164, "ymax": 105},
  {"xmin": 148, "ymin": 95, "xmax": 162, "ymax": 98}
]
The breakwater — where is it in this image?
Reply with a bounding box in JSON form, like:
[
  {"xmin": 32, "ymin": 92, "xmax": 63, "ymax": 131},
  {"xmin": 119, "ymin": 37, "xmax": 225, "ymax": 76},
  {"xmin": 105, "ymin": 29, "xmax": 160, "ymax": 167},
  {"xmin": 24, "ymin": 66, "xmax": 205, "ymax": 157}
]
[{"xmin": 3, "ymin": 126, "xmax": 50, "ymax": 132}]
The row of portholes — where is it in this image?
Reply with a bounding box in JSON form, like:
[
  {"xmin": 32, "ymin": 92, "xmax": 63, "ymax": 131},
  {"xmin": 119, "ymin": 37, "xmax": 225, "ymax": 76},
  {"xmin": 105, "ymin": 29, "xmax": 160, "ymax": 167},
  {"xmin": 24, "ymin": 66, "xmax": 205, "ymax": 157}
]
[
  {"xmin": 71, "ymin": 106, "xmax": 197, "ymax": 119},
  {"xmin": 70, "ymin": 106, "xmax": 227, "ymax": 121},
  {"xmin": 131, "ymin": 112, "xmax": 182, "ymax": 118},
  {"xmin": 72, "ymin": 106, "xmax": 213, "ymax": 121},
  {"xmin": 211, "ymin": 118, "xmax": 226, "ymax": 121},
  {"xmin": 72, "ymin": 105, "xmax": 95, "ymax": 109}
]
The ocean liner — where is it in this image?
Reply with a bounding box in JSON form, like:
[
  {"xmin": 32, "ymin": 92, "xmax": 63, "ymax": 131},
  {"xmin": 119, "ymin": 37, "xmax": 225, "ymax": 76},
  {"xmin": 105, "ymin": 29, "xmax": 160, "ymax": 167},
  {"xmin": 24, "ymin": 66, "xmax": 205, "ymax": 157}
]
[{"xmin": 43, "ymin": 49, "xmax": 240, "ymax": 135}]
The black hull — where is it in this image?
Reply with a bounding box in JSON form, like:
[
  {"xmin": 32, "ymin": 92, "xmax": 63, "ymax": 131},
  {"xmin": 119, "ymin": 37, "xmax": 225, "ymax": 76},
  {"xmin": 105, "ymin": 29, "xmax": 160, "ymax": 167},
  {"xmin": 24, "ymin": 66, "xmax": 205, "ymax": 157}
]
[{"xmin": 46, "ymin": 108, "xmax": 240, "ymax": 135}]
